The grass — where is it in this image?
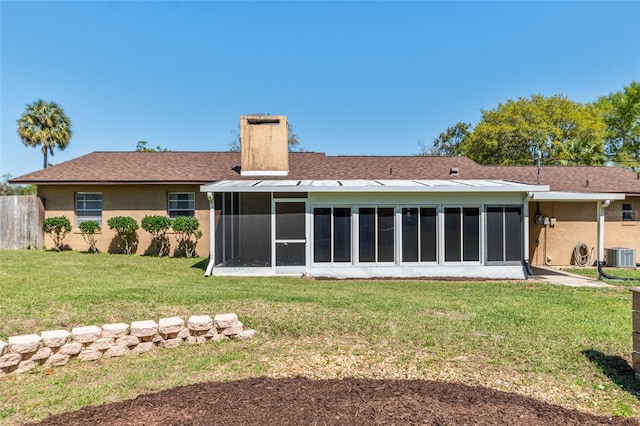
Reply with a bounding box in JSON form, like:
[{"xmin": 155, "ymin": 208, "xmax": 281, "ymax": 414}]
[
  {"xmin": 1, "ymin": 250, "xmax": 639, "ymax": 424},
  {"xmin": 562, "ymin": 267, "xmax": 640, "ymax": 287}
]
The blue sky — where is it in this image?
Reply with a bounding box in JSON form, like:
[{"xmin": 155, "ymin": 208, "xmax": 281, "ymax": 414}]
[{"xmin": 1, "ymin": 1, "xmax": 639, "ymax": 178}]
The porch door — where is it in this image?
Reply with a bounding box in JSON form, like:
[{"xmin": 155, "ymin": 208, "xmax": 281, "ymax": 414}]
[{"xmin": 274, "ymin": 201, "xmax": 307, "ymax": 268}]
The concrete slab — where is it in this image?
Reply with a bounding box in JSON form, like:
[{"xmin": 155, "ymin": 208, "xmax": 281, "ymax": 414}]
[{"xmin": 530, "ymin": 266, "xmax": 614, "ymax": 288}]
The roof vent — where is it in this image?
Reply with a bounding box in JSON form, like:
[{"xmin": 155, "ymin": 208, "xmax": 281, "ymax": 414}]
[{"xmin": 449, "ymin": 167, "xmax": 459, "ymax": 176}]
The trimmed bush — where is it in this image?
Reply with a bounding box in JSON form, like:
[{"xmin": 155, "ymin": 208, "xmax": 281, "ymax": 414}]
[
  {"xmin": 107, "ymin": 216, "xmax": 139, "ymax": 255},
  {"xmin": 141, "ymin": 215, "xmax": 172, "ymax": 257},
  {"xmin": 172, "ymin": 216, "xmax": 202, "ymax": 258},
  {"xmin": 42, "ymin": 216, "xmax": 71, "ymax": 252},
  {"xmin": 79, "ymin": 220, "xmax": 101, "ymax": 254}
]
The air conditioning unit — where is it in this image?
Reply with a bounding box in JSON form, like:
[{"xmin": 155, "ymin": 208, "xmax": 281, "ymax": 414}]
[{"xmin": 605, "ymin": 248, "xmax": 637, "ymax": 268}]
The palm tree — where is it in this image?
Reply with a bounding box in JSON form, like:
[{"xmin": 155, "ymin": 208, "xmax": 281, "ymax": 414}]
[{"xmin": 17, "ymin": 100, "xmax": 72, "ymax": 169}]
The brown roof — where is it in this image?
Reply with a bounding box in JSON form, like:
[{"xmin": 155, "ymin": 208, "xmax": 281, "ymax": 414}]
[{"xmin": 10, "ymin": 151, "xmax": 640, "ymax": 194}]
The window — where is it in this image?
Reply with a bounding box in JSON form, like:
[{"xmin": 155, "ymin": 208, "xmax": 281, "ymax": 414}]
[
  {"xmin": 623, "ymin": 203, "xmax": 635, "ymax": 221},
  {"xmin": 402, "ymin": 207, "xmax": 437, "ymax": 263},
  {"xmin": 444, "ymin": 207, "xmax": 480, "ymax": 262},
  {"xmin": 359, "ymin": 207, "xmax": 395, "ymax": 263},
  {"xmin": 76, "ymin": 192, "xmax": 102, "ymax": 227},
  {"xmin": 168, "ymin": 192, "xmax": 195, "ymax": 218},
  {"xmin": 314, "ymin": 207, "xmax": 351, "ymax": 263},
  {"xmin": 486, "ymin": 206, "xmax": 522, "ymax": 262}
]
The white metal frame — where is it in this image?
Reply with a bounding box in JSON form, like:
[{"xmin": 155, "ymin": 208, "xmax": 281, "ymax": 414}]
[{"xmin": 440, "ymin": 205, "xmax": 483, "ymax": 265}]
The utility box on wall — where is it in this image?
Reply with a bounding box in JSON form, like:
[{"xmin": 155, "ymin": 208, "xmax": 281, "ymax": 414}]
[{"xmin": 605, "ymin": 248, "xmax": 637, "ymax": 268}]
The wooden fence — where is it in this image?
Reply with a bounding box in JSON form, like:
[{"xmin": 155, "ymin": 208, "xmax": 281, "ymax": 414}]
[{"xmin": 0, "ymin": 195, "xmax": 44, "ymax": 249}]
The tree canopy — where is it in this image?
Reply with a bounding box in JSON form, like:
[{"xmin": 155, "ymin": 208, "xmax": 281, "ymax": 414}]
[
  {"xmin": 596, "ymin": 81, "xmax": 640, "ymax": 171},
  {"xmin": 135, "ymin": 141, "xmax": 170, "ymax": 152},
  {"xmin": 17, "ymin": 100, "xmax": 72, "ymax": 169},
  {"xmin": 425, "ymin": 82, "xmax": 638, "ymax": 169}
]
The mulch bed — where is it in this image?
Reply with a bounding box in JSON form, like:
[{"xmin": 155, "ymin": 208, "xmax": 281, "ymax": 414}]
[{"xmin": 29, "ymin": 377, "xmax": 638, "ymax": 425}]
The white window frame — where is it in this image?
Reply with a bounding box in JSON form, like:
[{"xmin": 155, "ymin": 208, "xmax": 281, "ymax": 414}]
[
  {"xmin": 355, "ymin": 205, "xmax": 397, "ymax": 265},
  {"xmin": 441, "ymin": 205, "xmax": 483, "ymax": 265},
  {"xmin": 484, "ymin": 205, "xmax": 523, "ymax": 265},
  {"xmin": 75, "ymin": 192, "xmax": 103, "ymax": 227},
  {"xmin": 168, "ymin": 192, "xmax": 195, "ymax": 218},
  {"xmin": 399, "ymin": 205, "xmax": 439, "ymax": 265},
  {"xmin": 311, "ymin": 205, "xmax": 353, "ymax": 265}
]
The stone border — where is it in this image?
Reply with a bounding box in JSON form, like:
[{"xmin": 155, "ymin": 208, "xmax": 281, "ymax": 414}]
[{"xmin": 0, "ymin": 313, "xmax": 255, "ymax": 377}]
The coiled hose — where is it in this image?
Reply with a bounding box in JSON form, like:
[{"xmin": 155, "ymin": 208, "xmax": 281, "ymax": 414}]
[{"xmin": 573, "ymin": 243, "xmax": 590, "ymax": 267}]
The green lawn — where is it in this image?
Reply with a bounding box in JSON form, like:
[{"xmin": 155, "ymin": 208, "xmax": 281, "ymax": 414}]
[
  {"xmin": 563, "ymin": 267, "xmax": 640, "ymax": 287},
  {"xmin": 1, "ymin": 250, "xmax": 639, "ymax": 424}
]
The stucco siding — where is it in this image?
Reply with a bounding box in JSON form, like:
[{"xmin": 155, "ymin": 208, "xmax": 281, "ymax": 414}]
[
  {"xmin": 529, "ymin": 198, "xmax": 640, "ymax": 266},
  {"xmin": 38, "ymin": 185, "xmax": 210, "ymax": 257}
]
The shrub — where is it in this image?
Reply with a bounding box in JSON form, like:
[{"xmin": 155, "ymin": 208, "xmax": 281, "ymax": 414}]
[
  {"xmin": 141, "ymin": 215, "xmax": 172, "ymax": 257},
  {"xmin": 107, "ymin": 216, "xmax": 139, "ymax": 255},
  {"xmin": 79, "ymin": 220, "xmax": 101, "ymax": 254},
  {"xmin": 172, "ymin": 216, "xmax": 202, "ymax": 258},
  {"xmin": 42, "ymin": 216, "xmax": 71, "ymax": 252}
]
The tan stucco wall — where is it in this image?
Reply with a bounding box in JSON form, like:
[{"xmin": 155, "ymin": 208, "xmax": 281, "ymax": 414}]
[
  {"xmin": 529, "ymin": 198, "xmax": 639, "ymax": 266},
  {"xmin": 38, "ymin": 185, "xmax": 210, "ymax": 257}
]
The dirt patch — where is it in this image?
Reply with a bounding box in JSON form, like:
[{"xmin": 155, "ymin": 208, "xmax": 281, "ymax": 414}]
[{"xmin": 29, "ymin": 377, "xmax": 638, "ymax": 425}]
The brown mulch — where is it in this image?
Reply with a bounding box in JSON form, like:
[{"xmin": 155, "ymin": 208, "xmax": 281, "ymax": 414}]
[{"xmin": 29, "ymin": 377, "xmax": 638, "ymax": 426}]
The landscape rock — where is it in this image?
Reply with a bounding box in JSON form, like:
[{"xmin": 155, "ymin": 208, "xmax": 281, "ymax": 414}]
[
  {"xmin": 0, "ymin": 353, "xmax": 21, "ymax": 368},
  {"xmin": 8, "ymin": 334, "xmax": 42, "ymax": 354},
  {"xmin": 131, "ymin": 320, "xmax": 158, "ymax": 338},
  {"xmin": 158, "ymin": 317, "xmax": 185, "ymax": 335},
  {"xmin": 102, "ymin": 323, "xmax": 129, "ymax": 338},
  {"xmin": 59, "ymin": 342, "xmax": 83, "ymax": 355},
  {"xmin": 41, "ymin": 330, "xmax": 71, "ymax": 347},
  {"xmin": 16, "ymin": 359, "xmax": 37, "ymax": 373},
  {"xmin": 214, "ymin": 313, "xmax": 238, "ymax": 328},
  {"xmin": 131, "ymin": 342, "xmax": 155, "ymax": 354},
  {"xmin": 210, "ymin": 334, "xmax": 226, "ymax": 342},
  {"xmin": 205, "ymin": 327, "xmax": 219, "ymax": 337},
  {"xmin": 30, "ymin": 347, "xmax": 53, "ymax": 361},
  {"xmin": 237, "ymin": 329, "xmax": 256, "ymax": 340},
  {"xmin": 86, "ymin": 337, "xmax": 114, "ymax": 352},
  {"xmin": 115, "ymin": 335, "xmax": 140, "ymax": 347},
  {"xmin": 71, "ymin": 326, "xmax": 102, "ymax": 344},
  {"xmin": 188, "ymin": 315, "xmax": 213, "ymax": 331},
  {"xmin": 160, "ymin": 338, "xmax": 182, "ymax": 349},
  {"xmin": 78, "ymin": 350, "xmax": 102, "ymax": 362},
  {"xmin": 221, "ymin": 322, "xmax": 244, "ymax": 336},
  {"xmin": 44, "ymin": 354, "xmax": 70, "ymax": 366},
  {"xmin": 0, "ymin": 340, "xmax": 7, "ymax": 356},
  {"xmin": 103, "ymin": 346, "xmax": 129, "ymax": 358},
  {"xmin": 177, "ymin": 328, "xmax": 191, "ymax": 339}
]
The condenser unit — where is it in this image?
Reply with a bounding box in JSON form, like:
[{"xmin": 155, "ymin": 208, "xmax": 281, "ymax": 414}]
[{"xmin": 605, "ymin": 248, "xmax": 637, "ymax": 268}]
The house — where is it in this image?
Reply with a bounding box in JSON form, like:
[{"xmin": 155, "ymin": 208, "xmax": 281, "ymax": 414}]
[{"xmin": 11, "ymin": 115, "xmax": 640, "ymax": 279}]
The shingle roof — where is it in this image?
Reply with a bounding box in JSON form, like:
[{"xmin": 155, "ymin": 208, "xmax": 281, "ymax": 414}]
[{"xmin": 10, "ymin": 151, "xmax": 640, "ymax": 194}]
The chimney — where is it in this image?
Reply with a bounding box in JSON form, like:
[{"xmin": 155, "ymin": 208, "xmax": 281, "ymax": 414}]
[{"xmin": 240, "ymin": 115, "xmax": 288, "ymax": 176}]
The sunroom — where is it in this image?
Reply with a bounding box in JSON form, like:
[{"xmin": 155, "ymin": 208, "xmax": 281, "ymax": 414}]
[{"xmin": 200, "ymin": 179, "xmax": 549, "ymax": 279}]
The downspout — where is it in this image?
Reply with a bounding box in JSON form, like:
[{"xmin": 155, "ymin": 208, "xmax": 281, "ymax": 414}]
[
  {"xmin": 596, "ymin": 199, "xmax": 633, "ymax": 281},
  {"xmin": 204, "ymin": 192, "xmax": 216, "ymax": 277},
  {"xmin": 523, "ymin": 192, "xmax": 534, "ymax": 277},
  {"xmin": 596, "ymin": 200, "xmax": 609, "ymax": 280}
]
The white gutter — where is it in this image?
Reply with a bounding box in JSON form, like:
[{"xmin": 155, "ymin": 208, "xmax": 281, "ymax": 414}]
[
  {"xmin": 204, "ymin": 192, "xmax": 216, "ymax": 277},
  {"xmin": 531, "ymin": 192, "xmax": 625, "ymax": 202},
  {"xmin": 523, "ymin": 192, "xmax": 535, "ymax": 276}
]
